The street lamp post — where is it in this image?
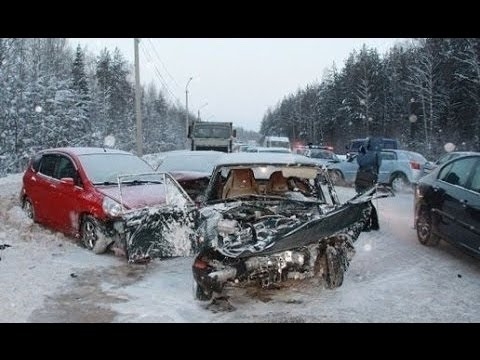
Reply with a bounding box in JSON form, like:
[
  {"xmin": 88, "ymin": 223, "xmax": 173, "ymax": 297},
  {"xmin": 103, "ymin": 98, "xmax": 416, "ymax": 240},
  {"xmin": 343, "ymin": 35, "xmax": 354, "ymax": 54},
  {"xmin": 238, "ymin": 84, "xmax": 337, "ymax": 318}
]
[
  {"xmin": 197, "ymin": 102, "xmax": 208, "ymax": 122},
  {"xmin": 185, "ymin": 76, "xmax": 193, "ymax": 144}
]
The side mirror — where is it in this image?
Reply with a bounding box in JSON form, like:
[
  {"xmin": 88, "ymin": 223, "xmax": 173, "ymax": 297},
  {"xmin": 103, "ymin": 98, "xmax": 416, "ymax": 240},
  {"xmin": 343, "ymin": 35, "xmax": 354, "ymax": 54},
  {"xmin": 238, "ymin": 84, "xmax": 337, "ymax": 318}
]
[
  {"xmin": 232, "ymin": 129, "xmax": 237, "ymax": 138},
  {"xmin": 188, "ymin": 125, "xmax": 192, "ymax": 138}
]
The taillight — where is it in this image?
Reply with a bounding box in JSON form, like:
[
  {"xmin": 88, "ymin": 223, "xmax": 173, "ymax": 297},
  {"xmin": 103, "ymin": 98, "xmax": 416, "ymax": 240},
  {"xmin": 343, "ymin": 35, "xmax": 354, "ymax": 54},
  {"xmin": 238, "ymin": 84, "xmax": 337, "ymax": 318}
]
[{"xmin": 410, "ymin": 161, "xmax": 421, "ymax": 170}]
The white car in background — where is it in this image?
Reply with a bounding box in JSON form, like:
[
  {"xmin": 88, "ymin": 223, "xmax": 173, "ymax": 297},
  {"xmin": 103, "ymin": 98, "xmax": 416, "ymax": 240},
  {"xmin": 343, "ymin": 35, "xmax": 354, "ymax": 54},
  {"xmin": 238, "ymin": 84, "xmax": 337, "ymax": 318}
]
[{"xmin": 327, "ymin": 149, "xmax": 427, "ymax": 192}]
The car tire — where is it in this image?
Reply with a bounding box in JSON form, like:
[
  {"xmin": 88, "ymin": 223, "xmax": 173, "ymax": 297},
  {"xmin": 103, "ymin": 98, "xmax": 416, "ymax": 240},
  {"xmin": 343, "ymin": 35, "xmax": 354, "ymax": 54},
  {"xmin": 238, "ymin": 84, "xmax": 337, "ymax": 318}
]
[
  {"xmin": 80, "ymin": 216, "xmax": 109, "ymax": 254},
  {"xmin": 391, "ymin": 173, "xmax": 409, "ymax": 193},
  {"xmin": 416, "ymin": 208, "xmax": 440, "ymax": 246},
  {"xmin": 329, "ymin": 170, "xmax": 343, "ymax": 185},
  {"xmin": 22, "ymin": 197, "xmax": 35, "ymax": 221},
  {"xmin": 323, "ymin": 244, "xmax": 345, "ymax": 289}
]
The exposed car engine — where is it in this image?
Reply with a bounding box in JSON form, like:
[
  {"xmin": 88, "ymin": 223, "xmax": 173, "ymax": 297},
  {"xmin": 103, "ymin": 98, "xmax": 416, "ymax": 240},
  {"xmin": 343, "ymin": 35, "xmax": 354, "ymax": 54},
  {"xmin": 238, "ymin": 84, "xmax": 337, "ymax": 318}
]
[{"xmin": 193, "ymin": 193, "xmax": 374, "ymax": 301}]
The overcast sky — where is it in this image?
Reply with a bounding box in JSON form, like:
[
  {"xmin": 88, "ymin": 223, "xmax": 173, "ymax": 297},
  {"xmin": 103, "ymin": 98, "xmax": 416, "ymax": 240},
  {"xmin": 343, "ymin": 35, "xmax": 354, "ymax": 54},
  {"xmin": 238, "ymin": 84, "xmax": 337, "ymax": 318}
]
[{"xmin": 70, "ymin": 38, "xmax": 407, "ymax": 132}]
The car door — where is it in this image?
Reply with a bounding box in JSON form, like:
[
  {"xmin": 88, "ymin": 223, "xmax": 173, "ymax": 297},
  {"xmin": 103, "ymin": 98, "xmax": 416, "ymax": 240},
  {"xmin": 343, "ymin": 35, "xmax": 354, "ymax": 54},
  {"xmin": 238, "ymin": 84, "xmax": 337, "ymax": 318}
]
[
  {"xmin": 32, "ymin": 153, "xmax": 59, "ymax": 227},
  {"xmin": 436, "ymin": 157, "xmax": 479, "ymax": 252},
  {"xmin": 462, "ymin": 158, "xmax": 480, "ymax": 255},
  {"xmin": 52, "ymin": 154, "xmax": 83, "ymax": 235},
  {"xmin": 378, "ymin": 151, "xmax": 396, "ymax": 184}
]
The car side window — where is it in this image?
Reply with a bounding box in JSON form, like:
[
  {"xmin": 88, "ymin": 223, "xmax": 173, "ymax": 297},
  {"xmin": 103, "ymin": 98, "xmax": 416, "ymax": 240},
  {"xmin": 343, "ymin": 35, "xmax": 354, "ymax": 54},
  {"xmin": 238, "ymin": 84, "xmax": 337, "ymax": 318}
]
[
  {"xmin": 381, "ymin": 152, "xmax": 396, "ymax": 161},
  {"xmin": 31, "ymin": 154, "xmax": 42, "ymax": 172},
  {"xmin": 466, "ymin": 161, "xmax": 480, "ymax": 193},
  {"xmin": 38, "ymin": 154, "xmax": 57, "ymax": 177},
  {"xmin": 54, "ymin": 156, "xmax": 79, "ymax": 184},
  {"xmin": 439, "ymin": 157, "xmax": 477, "ymax": 188}
]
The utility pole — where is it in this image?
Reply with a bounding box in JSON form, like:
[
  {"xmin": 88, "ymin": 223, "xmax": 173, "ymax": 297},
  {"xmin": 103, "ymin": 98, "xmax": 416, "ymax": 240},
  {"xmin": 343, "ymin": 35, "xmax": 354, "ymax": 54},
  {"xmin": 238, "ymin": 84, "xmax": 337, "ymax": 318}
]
[
  {"xmin": 134, "ymin": 38, "xmax": 143, "ymax": 156},
  {"xmin": 185, "ymin": 76, "xmax": 193, "ymax": 149}
]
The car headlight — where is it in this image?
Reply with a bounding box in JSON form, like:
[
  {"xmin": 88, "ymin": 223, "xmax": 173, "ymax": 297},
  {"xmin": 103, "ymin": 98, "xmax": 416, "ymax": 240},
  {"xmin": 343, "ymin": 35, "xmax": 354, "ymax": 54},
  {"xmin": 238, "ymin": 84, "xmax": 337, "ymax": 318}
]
[{"xmin": 102, "ymin": 197, "xmax": 123, "ymax": 217}]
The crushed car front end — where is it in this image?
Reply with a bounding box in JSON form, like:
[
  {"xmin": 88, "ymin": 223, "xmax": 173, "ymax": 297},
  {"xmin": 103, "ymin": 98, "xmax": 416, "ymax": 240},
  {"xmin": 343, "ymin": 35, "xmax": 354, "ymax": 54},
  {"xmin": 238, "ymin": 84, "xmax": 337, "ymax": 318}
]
[
  {"xmin": 94, "ymin": 172, "xmax": 199, "ymax": 263},
  {"xmin": 191, "ymin": 153, "xmax": 379, "ymax": 300}
]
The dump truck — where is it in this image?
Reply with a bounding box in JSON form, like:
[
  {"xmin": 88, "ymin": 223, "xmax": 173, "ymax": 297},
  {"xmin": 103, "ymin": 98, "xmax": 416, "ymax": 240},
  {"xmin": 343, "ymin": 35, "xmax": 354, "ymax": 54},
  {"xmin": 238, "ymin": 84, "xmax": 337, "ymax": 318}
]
[{"xmin": 188, "ymin": 121, "xmax": 236, "ymax": 153}]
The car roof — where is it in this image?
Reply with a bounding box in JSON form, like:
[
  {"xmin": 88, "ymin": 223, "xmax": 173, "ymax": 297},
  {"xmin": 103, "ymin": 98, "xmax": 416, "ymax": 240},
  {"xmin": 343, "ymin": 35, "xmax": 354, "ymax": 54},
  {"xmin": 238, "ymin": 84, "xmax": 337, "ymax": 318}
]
[
  {"xmin": 443, "ymin": 151, "xmax": 478, "ymax": 156},
  {"xmin": 430, "ymin": 153, "xmax": 480, "ymax": 173},
  {"xmin": 160, "ymin": 150, "xmax": 224, "ymax": 156},
  {"xmin": 214, "ymin": 152, "xmax": 319, "ymax": 167},
  {"xmin": 38, "ymin": 147, "xmax": 133, "ymax": 156}
]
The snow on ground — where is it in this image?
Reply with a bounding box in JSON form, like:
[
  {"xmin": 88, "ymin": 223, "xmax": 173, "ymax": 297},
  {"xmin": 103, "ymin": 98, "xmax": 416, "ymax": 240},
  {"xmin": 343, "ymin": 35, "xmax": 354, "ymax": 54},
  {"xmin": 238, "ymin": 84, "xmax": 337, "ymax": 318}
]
[{"xmin": 1, "ymin": 174, "xmax": 480, "ymax": 322}]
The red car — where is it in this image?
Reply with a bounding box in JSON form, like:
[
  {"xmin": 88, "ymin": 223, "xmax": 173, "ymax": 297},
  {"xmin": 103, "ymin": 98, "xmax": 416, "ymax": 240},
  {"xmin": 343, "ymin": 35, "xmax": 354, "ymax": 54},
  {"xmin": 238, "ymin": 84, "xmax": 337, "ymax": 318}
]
[{"xmin": 20, "ymin": 147, "xmax": 197, "ymax": 262}]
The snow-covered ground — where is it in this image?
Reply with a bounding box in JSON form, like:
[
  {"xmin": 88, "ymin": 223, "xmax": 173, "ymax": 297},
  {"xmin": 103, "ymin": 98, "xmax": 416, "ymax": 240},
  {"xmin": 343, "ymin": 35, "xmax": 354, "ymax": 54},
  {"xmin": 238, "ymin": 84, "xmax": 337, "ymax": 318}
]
[{"xmin": 1, "ymin": 173, "xmax": 480, "ymax": 322}]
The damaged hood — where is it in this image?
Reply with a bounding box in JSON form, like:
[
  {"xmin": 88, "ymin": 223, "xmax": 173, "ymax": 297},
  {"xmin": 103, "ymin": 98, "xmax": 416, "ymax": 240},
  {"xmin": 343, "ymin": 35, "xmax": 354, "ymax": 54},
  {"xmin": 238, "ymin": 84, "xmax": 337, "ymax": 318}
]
[
  {"xmin": 97, "ymin": 185, "xmax": 166, "ymax": 210},
  {"xmin": 197, "ymin": 187, "xmax": 379, "ymax": 259}
]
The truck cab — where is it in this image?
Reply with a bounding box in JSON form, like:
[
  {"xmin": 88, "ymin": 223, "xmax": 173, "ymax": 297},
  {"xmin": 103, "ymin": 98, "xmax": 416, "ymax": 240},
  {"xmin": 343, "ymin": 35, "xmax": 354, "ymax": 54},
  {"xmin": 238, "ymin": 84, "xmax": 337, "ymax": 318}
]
[{"xmin": 188, "ymin": 121, "xmax": 236, "ymax": 153}]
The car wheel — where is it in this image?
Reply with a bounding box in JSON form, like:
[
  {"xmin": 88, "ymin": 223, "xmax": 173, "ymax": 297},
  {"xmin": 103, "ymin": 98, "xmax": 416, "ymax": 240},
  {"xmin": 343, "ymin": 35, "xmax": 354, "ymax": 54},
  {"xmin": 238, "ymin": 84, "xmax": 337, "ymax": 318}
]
[
  {"xmin": 391, "ymin": 173, "xmax": 409, "ymax": 193},
  {"xmin": 329, "ymin": 170, "xmax": 343, "ymax": 185},
  {"xmin": 80, "ymin": 216, "xmax": 109, "ymax": 254},
  {"xmin": 22, "ymin": 198, "xmax": 35, "ymax": 221},
  {"xmin": 416, "ymin": 209, "xmax": 440, "ymax": 246},
  {"xmin": 323, "ymin": 244, "xmax": 345, "ymax": 289}
]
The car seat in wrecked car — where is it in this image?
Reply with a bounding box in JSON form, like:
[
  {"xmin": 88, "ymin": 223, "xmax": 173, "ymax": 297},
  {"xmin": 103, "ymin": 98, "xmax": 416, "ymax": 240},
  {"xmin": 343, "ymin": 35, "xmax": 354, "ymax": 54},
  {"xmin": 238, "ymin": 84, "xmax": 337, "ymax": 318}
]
[
  {"xmin": 266, "ymin": 171, "xmax": 289, "ymax": 194},
  {"xmin": 222, "ymin": 168, "xmax": 259, "ymax": 199}
]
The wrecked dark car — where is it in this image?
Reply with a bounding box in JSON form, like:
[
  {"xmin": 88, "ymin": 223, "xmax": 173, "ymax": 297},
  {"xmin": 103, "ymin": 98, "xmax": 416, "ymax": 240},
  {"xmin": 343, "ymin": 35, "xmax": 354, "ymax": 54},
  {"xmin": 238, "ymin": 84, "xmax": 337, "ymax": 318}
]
[{"xmin": 191, "ymin": 152, "xmax": 380, "ymax": 301}]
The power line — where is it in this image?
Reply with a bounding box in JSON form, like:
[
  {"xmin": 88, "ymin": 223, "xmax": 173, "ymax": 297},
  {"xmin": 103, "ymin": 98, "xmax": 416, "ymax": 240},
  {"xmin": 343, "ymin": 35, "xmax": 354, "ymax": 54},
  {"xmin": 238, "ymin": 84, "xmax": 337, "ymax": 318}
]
[
  {"xmin": 139, "ymin": 42, "xmax": 171, "ymax": 93},
  {"xmin": 147, "ymin": 39, "xmax": 181, "ymax": 90},
  {"xmin": 139, "ymin": 41, "xmax": 179, "ymax": 105}
]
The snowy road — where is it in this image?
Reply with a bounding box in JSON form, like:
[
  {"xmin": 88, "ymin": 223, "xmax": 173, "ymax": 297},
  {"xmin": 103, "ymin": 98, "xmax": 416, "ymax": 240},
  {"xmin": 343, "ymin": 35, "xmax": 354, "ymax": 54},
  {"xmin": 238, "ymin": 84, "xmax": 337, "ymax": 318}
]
[{"xmin": 1, "ymin": 174, "xmax": 479, "ymax": 322}]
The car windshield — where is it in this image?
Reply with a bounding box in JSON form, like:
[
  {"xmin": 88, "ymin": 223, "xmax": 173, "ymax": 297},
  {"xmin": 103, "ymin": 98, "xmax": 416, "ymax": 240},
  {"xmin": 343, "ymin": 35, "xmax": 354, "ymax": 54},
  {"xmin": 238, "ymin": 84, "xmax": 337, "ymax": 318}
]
[
  {"xmin": 157, "ymin": 153, "xmax": 221, "ymax": 173},
  {"xmin": 79, "ymin": 153, "xmax": 154, "ymax": 184}
]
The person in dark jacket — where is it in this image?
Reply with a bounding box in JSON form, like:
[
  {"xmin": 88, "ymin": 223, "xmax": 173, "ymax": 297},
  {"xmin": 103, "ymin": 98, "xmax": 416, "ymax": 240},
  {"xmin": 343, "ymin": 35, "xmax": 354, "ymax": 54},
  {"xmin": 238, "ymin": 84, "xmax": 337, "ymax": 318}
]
[{"xmin": 354, "ymin": 138, "xmax": 381, "ymax": 230}]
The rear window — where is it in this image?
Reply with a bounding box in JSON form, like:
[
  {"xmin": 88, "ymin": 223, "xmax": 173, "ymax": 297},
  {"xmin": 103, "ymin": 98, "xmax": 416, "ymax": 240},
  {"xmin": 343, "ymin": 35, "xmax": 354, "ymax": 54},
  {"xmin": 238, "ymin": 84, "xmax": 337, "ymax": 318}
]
[
  {"xmin": 407, "ymin": 152, "xmax": 427, "ymax": 163},
  {"xmin": 382, "ymin": 139, "xmax": 398, "ymax": 149},
  {"xmin": 157, "ymin": 153, "xmax": 221, "ymax": 173}
]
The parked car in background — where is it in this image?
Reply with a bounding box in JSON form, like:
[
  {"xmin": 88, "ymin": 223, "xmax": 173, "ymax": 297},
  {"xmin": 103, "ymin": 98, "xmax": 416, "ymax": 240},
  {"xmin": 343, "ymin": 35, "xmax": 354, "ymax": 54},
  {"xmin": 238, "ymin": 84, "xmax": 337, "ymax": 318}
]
[
  {"xmin": 327, "ymin": 149, "xmax": 427, "ymax": 192},
  {"xmin": 420, "ymin": 151, "xmax": 478, "ymax": 177},
  {"xmin": 304, "ymin": 148, "xmax": 341, "ymax": 167},
  {"xmin": 191, "ymin": 152, "xmax": 383, "ymax": 301},
  {"xmin": 414, "ymin": 153, "xmax": 480, "ymax": 259},
  {"xmin": 156, "ymin": 150, "xmax": 224, "ymax": 201},
  {"xmin": 20, "ymin": 147, "xmax": 197, "ymax": 262},
  {"xmin": 233, "ymin": 143, "xmax": 250, "ymax": 152}
]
